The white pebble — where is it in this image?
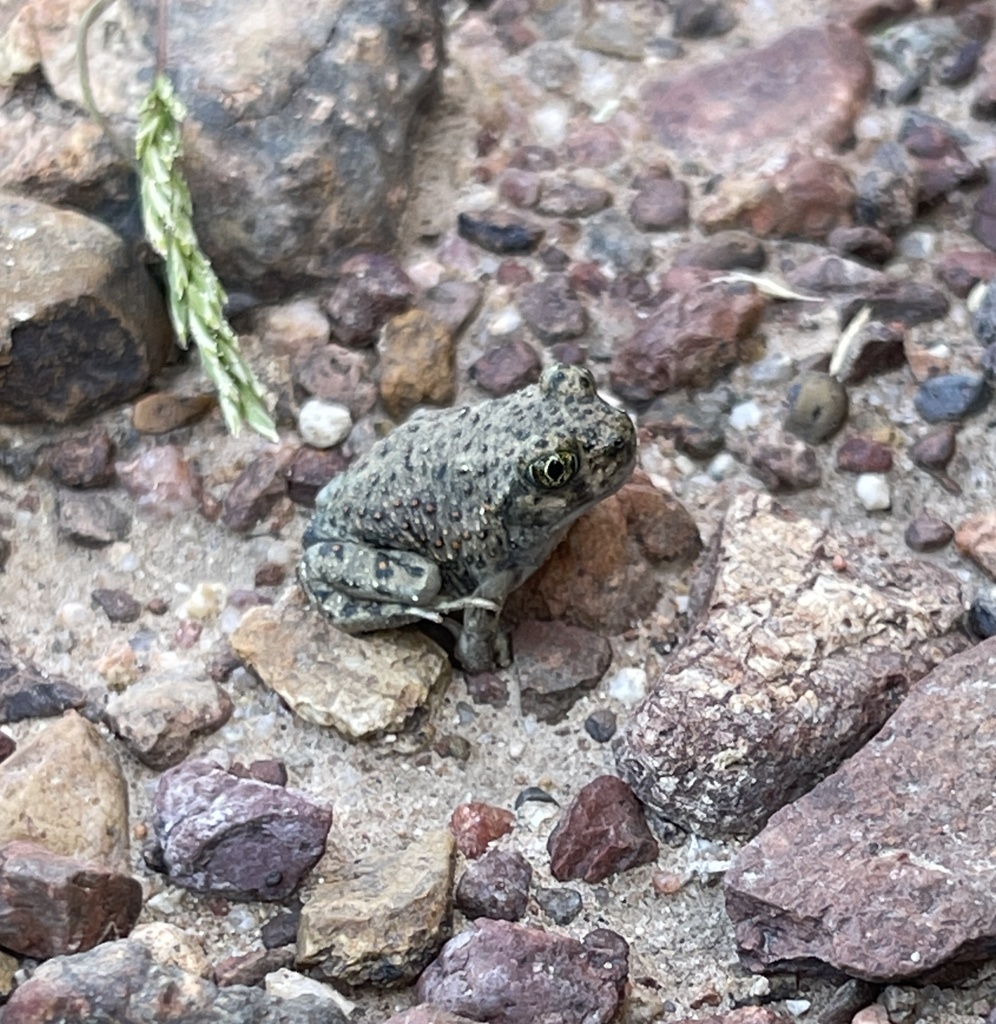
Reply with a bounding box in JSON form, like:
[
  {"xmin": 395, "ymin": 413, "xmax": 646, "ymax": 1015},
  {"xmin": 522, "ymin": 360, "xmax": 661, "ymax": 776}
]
[
  {"xmin": 177, "ymin": 582, "xmax": 228, "ymax": 620},
  {"xmin": 297, "ymin": 399, "xmax": 352, "ymax": 450},
  {"xmin": 784, "ymin": 998, "xmax": 811, "ymax": 1016},
  {"xmin": 56, "ymin": 601, "xmax": 89, "ymax": 629},
  {"xmin": 707, "ymin": 452, "xmax": 737, "ymax": 480},
  {"xmin": 606, "ymin": 666, "xmax": 648, "ymax": 705},
  {"xmin": 405, "ymin": 258, "xmax": 443, "ymax": 290},
  {"xmin": 898, "ymin": 229, "xmax": 935, "ymax": 260},
  {"xmin": 265, "ymin": 540, "xmax": 295, "ymax": 567},
  {"xmin": 219, "ymin": 606, "xmax": 244, "ymax": 635},
  {"xmin": 674, "ymin": 453, "xmax": 697, "ymax": 477},
  {"xmin": 266, "ymin": 969, "xmax": 356, "ymax": 1016},
  {"xmin": 856, "ymin": 473, "xmax": 891, "ymax": 512},
  {"xmin": 530, "ymin": 102, "xmax": 570, "ymax": 146},
  {"xmin": 728, "ymin": 400, "xmax": 762, "ymax": 432},
  {"xmin": 488, "ymin": 307, "xmax": 522, "ymax": 335}
]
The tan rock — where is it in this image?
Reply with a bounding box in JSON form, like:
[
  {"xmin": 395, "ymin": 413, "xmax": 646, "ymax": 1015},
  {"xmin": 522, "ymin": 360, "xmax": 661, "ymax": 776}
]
[
  {"xmin": 231, "ymin": 595, "xmax": 450, "ymax": 740},
  {"xmin": 956, "ymin": 512, "xmax": 996, "ymax": 579},
  {"xmin": 296, "ymin": 829, "xmax": 455, "ymax": 985},
  {"xmin": 129, "ymin": 922, "xmax": 212, "ymax": 979},
  {"xmin": 0, "ymin": 711, "xmax": 130, "ymax": 871},
  {"xmin": 378, "ymin": 309, "xmax": 456, "ymax": 420},
  {"xmin": 132, "ymin": 393, "xmax": 216, "ymax": 434}
]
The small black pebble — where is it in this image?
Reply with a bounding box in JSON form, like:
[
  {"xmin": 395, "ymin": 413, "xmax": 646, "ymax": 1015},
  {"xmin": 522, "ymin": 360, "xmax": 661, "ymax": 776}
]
[
  {"xmin": 584, "ymin": 709, "xmax": 617, "ymax": 743},
  {"xmin": 514, "ymin": 786, "xmax": 559, "ymax": 809},
  {"xmin": 535, "ymin": 886, "xmax": 583, "ymax": 925},
  {"xmin": 968, "ymin": 592, "xmax": 996, "ymax": 640}
]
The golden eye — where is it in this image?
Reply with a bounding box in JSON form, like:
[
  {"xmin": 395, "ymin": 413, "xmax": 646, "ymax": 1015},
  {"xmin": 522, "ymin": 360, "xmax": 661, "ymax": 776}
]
[{"xmin": 526, "ymin": 450, "xmax": 579, "ymax": 490}]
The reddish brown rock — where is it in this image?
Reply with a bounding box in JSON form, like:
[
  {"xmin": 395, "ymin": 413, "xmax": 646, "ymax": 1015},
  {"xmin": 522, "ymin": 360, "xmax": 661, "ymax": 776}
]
[
  {"xmin": 536, "ymin": 181, "xmax": 611, "ymax": 218},
  {"xmin": 519, "ymin": 275, "xmax": 588, "ymax": 343},
  {"xmin": 827, "ymin": 225, "xmax": 894, "ymax": 265},
  {"xmin": 91, "ymin": 587, "xmax": 142, "ymax": 624},
  {"xmin": 746, "ymin": 431, "xmax": 821, "ymax": 492},
  {"xmin": 507, "ymin": 474, "xmax": 701, "ymax": 634},
  {"xmin": 512, "ymin": 620, "xmax": 612, "ymax": 723},
  {"xmin": 0, "ymin": 839, "xmax": 141, "ymax": 958},
  {"xmin": 449, "ymin": 802, "xmax": 515, "ymax": 859},
  {"xmin": 786, "ymin": 254, "xmax": 886, "ymax": 295},
  {"xmin": 904, "ymin": 513, "xmax": 954, "ymax": 553},
  {"xmin": 835, "ymin": 437, "xmax": 893, "ymax": 474},
  {"xmin": 956, "ymin": 512, "xmax": 996, "ymax": 579},
  {"xmin": 673, "ymin": 231, "xmax": 766, "ymax": 270},
  {"xmin": 933, "ymin": 249, "xmax": 996, "ymax": 297},
  {"xmin": 213, "ymin": 947, "xmax": 295, "ymax": 987},
  {"xmin": 500, "ymin": 169, "xmax": 541, "ymax": 208},
  {"xmin": 726, "ymin": 638, "xmax": 996, "ymax": 981},
  {"xmin": 46, "ymin": 428, "xmax": 116, "ymax": 488},
  {"xmin": 132, "ymin": 393, "xmax": 215, "ymax": 434},
  {"xmin": 642, "ymin": 25, "xmax": 872, "ymax": 169},
  {"xmin": 454, "ymin": 848, "xmax": 532, "ymax": 921},
  {"xmin": 616, "ymin": 490, "xmax": 965, "ymax": 840},
  {"xmin": 610, "ymin": 283, "xmax": 765, "ymax": 401},
  {"xmin": 701, "ymin": 155, "xmax": 856, "ymax": 242},
  {"xmin": 470, "ymin": 338, "xmax": 542, "ymax": 396},
  {"xmin": 421, "ymin": 281, "xmax": 483, "ymax": 338},
  {"xmin": 416, "ymin": 919, "xmax": 628, "ymax": 1024},
  {"xmin": 324, "ymin": 253, "xmax": 415, "ymax": 348},
  {"xmin": 548, "ymin": 775, "xmax": 658, "ymax": 883},
  {"xmin": 629, "ymin": 179, "xmax": 689, "ymax": 231},
  {"xmin": 221, "ymin": 449, "xmax": 293, "ymax": 533},
  {"xmin": 909, "ymin": 424, "xmax": 960, "ymax": 493},
  {"xmin": 116, "ymin": 446, "xmax": 202, "ymax": 519},
  {"xmin": 564, "ymin": 123, "xmax": 622, "ymax": 168},
  {"xmin": 292, "ymin": 344, "xmax": 377, "ymax": 419},
  {"xmin": 285, "ymin": 446, "xmax": 350, "ymax": 507}
]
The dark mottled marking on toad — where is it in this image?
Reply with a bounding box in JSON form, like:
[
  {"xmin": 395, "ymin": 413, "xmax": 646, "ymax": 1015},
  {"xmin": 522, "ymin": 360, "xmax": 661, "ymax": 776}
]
[{"xmin": 298, "ymin": 364, "xmax": 637, "ymax": 672}]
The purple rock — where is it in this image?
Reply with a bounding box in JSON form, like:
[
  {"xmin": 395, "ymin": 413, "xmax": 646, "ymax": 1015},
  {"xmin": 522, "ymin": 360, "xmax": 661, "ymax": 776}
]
[
  {"xmin": 455, "ymin": 848, "xmax": 532, "ymax": 922},
  {"xmin": 151, "ymin": 756, "xmax": 332, "ymax": 901}
]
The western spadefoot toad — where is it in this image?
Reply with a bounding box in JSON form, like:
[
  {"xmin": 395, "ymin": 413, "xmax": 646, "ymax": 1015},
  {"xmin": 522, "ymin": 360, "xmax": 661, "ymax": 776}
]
[{"xmin": 298, "ymin": 364, "xmax": 636, "ymax": 672}]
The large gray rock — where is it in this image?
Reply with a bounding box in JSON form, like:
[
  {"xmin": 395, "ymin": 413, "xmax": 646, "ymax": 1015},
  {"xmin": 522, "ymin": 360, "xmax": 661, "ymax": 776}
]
[
  {"xmin": 615, "ymin": 490, "xmax": 965, "ymax": 841},
  {"xmin": 725, "ymin": 637, "xmax": 996, "ymax": 982},
  {"xmin": 0, "ymin": 0, "xmax": 443, "ymax": 296},
  {"xmin": 0, "ymin": 194, "xmax": 173, "ymax": 424}
]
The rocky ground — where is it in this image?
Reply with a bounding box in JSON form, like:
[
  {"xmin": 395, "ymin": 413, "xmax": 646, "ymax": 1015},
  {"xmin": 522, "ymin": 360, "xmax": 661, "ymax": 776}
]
[{"xmin": 2, "ymin": 0, "xmax": 996, "ymax": 1022}]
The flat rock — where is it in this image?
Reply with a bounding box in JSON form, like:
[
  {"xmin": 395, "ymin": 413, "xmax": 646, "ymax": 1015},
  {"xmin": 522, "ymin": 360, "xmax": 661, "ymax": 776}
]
[
  {"xmin": 46, "ymin": 428, "xmax": 116, "ymax": 488},
  {"xmin": 324, "ymin": 252, "xmax": 415, "ymax": 348},
  {"xmin": 56, "ymin": 490, "xmax": 132, "ymax": 547},
  {"xmin": 104, "ymin": 670, "xmax": 234, "ymax": 770},
  {"xmin": 0, "ymin": 710, "xmax": 130, "ymax": 871},
  {"xmin": 1, "ymin": 1, "xmax": 443, "ymax": 296},
  {"xmin": 416, "ymin": 920, "xmax": 628, "ymax": 1024},
  {"xmin": 378, "ymin": 309, "xmax": 456, "ymax": 419},
  {"xmin": 610, "ymin": 283, "xmax": 766, "ymax": 401},
  {"xmin": 0, "ymin": 194, "xmax": 172, "ymax": 424},
  {"xmin": 615, "ymin": 490, "xmax": 966, "ymax": 840},
  {"xmin": 547, "ymin": 775, "xmax": 658, "ymax": 883},
  {"xmin": 151, "ymin": 754, "xmax": 332, "ymax": 901},
  {"xmin": 115, "ymin": 445, "xmax": 202, "ymax": 519},
  {"xmin": 231, "ymin": 596, "xmax": 450, "ymax": 740},
  {"xmin": 0, "ymin": 938, "xmax": 344, "ymax": 1024},
  {"xmin": 512, "ymin": 620, "xmax": 612, "ymax": 723},
  {"xmin": 0, "ymin": 839, "xmax": 142, "ymax": 958},
  {"xmin": 642, "ymin": 25, "xmax": 872, "ymax": 169},
  {"xmin": 506, "ymin": 474, "xmax": 701, "ymax": 634},
  {"xmin": 296, "ymin": 830, "xmax": 455, "ymax": 985},
  {"xmin": 131, "ymin": 392, "xmax": 215, "ymax": 434},
  {"xmin": 0, "ymin": 642, "xmax": 85, "ymax": 724},
  {"xmin": 221, "ymin": 449, "xmax": 293, "ymax": 533},
  {"xmin": 956, "ymin": 512, "xmax": 996, "ymax": 579},
  {"xmin": 725, "ymin": 638, "xmax": 996, "ymax": 982}
]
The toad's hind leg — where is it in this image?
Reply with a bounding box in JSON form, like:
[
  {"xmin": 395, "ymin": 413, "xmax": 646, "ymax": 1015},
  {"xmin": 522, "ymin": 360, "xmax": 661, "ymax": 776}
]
[{"xmin": 299, "ymin": 540, "xmax": 442, "ymax": 607}]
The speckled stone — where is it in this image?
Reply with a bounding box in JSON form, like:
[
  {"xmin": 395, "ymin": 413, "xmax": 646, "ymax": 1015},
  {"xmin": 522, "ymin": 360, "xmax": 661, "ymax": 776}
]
[
  {"xmin": 46, "ymin": 428, "xmax": 116, "ymax": 488},
  {"xmin": 470, "ymin": 338, "xmax": 542, "ymax": 397},
  {"xmin": 535, "ymin": 886, "xmax": 583, "ymax": 925},
  {"xmin": 378, "ymin": 309, "xmax": 456, "ymax": 419},
  {"xmin": 0, "ymin": 643, "xmax": 85, "ymax": 724},
  {"xmin": 116, "ymin": 445, "xmax": 202, "ymax": 519},
  {"xmin": 151, "ymin": 754, "xmax": 332, "ymax": 902},
  {"xmin": 904, "ymin": 513, "xmax": 954, "ymax": 553},
  {"xmin": 417, "ymin": 920, "xmax": 628, "ymax": 1024},
  {"xmin": 536, "ymin": 181, "xmax": 611, "ymax": 218},
  {"xmin": 836, "ymin": 437, "xmax": 893, "ymax": 474},
  {"xmin": 726, "ymin": 638, "xmax": 996, "ymax": 981},
  {"xmin": 629, "ymin": 179, "xmax": 689, "ymax": 231},
  {"xmin": 56, "ymin": 491, "xmax": 132, "ymax": 547},
  {"xmin": 914, "ymin": 374, "xmax": 990, "ymax": 423},
  {"xmin": 455, "ymin": 848, "xmax": 532, "ymax": 922},
  {"xmin": 324, "ymin": 252, "xmax": 414, "ymax": 347},
  {"xmin": 449, "ymin": 802, "xmax": 515, "ymax": 859},
  {"xmin": 518, "ymin": 275, "xmax": 588, "ymax": 342},
  {"xmin": 673, "ymin": 231, "xmax": 766, "ymax": 270},
  {"xmin": 746, "ymin": 431, "xmax": 821, "ymax": 492},
  {"xmin": 956, "ymin": 513, "xmax": 996, "ymax": 580},
  {"xmin": 221, "ymin": 449, "xmax": 292, "ymax": 533}
]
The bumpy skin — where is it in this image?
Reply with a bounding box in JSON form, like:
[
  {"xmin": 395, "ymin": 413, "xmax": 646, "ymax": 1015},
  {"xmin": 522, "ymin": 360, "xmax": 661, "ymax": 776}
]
[{"xmin": 298, "ymin": 364, "xmax": 637, "ymax": 672}]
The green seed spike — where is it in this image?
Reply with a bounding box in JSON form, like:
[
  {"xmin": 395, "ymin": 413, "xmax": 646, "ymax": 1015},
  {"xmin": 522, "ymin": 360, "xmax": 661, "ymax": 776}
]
[{"xmin": 136, "ymin": 73, "xmax": 279, "ymax": 442}]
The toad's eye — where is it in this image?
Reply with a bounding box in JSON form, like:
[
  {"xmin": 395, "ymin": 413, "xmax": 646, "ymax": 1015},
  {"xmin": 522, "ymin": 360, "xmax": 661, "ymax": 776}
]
[
  {"xmin": 525, "ymin": 450, "xmax": 579, "ymax": 490},
  {"xmin": 577, "ymin": 369, "xmax": 595, "ymax": 393}
]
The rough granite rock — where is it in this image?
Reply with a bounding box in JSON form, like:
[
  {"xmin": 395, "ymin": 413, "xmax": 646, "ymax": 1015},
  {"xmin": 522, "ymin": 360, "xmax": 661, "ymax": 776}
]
[
  {"xmin": 615, "ymin": 490, "xmax": 966, "ymax": 841},
  {"xmin": 448, "ymin": 802, "xmax": 516, "ymax": 859},
  {"xmin": 151, "ymin": 755, "xmax": 332, "ymax": 901},
  {"xmin": 547, "ymin": 775, "xmax": 658, "ymax": 883},
  {"xmin": 0, "ymin": 643, "xmax": 85, "ymax": 724},
  {"xmin": 454, "ymin": 848, "xmax": 532, "ymax": 922},
  {"xmin": 296, "ymin": 830, "xmax": 455, "ymax": 986},
  {"xmin": 0, "ymin": 840, "xmax": 142, "ymax": 958},
  {"xmin": 0, "ymin": 939, "xmax": 344, "ymax": 1024},
  {"xmin": 416, "ymin": 920, "xmax": 628, "ymax": 1024},
  {"xmin": 0, "ymin": 0, "xmax": 443, "ymax": 296},
  {"xmin": 641, "ymin": 25, "xmax": 873, "ymax": 170},
  {"xmin": 0, "ymin": 711, "xmax": 130, "ymax": 871},
  {"xmin": 0, "ymin": 194, "xmax": 172, "ymax": 424},
  {"xmin": 725, "ymin": 638, "xmax": 996, "ymax": 982},
  {"xmin": 230, "ymin": 596, "xmax": 450, "ymax": 740}
]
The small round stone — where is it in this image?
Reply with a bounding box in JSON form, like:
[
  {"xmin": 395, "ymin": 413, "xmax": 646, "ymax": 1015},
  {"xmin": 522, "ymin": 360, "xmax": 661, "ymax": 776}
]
[
  {"xmin": 909, "ymin": 425, "xmax": 957, "ymax": 472},
  {"xmin": 856, "ymin": 473, "xmax": 891, "ymax": 512},
  {"xmin": 913, "ymin": 374, "xmax": 990, "ymax": 423},
  {"xmin": 584, "ymin": 709, "xmax": 617, "ymax": 743},
  {"xmin": 728, "ymin": 400, "xmax": 763, "ymax": 432},
  {"xmin": 904, "ymin": 513, "xmax": 954, "ymax": 553},
  {"xmin": 535, "ymin": 886, "xmax": 583, "ymax": 925},
  {"xmin": 297, "ymin": 399, "xmax": 352, "ymax": 450},
  {"xmin": 968, "ymin": 591, "xmax": 996, "ymax": 640},
  {"xmin": 784, "ymin": 373, "xmax": 849, "ymax": 444}
]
